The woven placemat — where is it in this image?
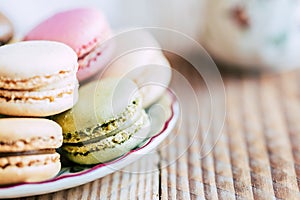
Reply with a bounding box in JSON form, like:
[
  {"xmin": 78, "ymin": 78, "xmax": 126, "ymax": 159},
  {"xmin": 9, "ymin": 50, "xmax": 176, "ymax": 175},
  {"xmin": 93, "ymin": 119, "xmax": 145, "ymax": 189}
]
[{"xmin": 17, "ymin": 57, "xmax": 300, "ymax": 200}]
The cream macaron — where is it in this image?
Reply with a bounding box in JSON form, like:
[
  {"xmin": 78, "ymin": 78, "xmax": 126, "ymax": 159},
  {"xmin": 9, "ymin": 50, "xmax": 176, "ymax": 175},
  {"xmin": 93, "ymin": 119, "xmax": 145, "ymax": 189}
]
[
  {"xmin": 0, "ymin": 118, "xmax": 63, "ymax": 185},
  {"xmin": 0, "ymin": 41, "xmax": 79, "ymax": 116},
  {"xmin": 101, "ymin": 32, "xmax": 172, "ymax": 108}
]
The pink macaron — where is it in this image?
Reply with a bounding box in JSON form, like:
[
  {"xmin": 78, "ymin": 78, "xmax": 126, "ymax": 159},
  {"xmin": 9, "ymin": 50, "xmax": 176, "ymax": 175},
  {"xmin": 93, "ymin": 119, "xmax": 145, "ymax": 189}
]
[{"xmin": 24, "ymin": 8, "xmax": 112, "ymax": 82}]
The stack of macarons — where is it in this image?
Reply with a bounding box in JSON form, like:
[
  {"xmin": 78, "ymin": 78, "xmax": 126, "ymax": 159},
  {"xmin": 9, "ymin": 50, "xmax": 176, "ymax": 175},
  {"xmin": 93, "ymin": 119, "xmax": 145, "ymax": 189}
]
[
  {"xmin": 0, "ymin": 7, "xmax": 172, "ymax": 185},
  {"xmin": 0, "ymin": 40, "xmax": 79, "ymax": 185}
]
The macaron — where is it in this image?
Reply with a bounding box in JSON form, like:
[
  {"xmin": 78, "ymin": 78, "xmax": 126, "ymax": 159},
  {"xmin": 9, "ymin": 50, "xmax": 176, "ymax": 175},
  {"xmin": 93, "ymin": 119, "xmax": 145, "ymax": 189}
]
[
  {"xmin": 101, "ymin": 31, "xmax": 172, "ymax": 108},
  {"xmin": 0, "ymin": 40, "xmax": 79, "ymax": 117},
  {"xmin": 0, "ymin": 118, "xmax": 63, "ymax": 185},
  {"xmin": 0, "ymin": 12, "xmax": 13, "ymax": 45},
  {"xmin": 24, "ymin": 8, "xmax": 112, "ymax": 82},
  {"xmin": 52, "ymin": 78, "xmax": 150, "ymax": 165}
]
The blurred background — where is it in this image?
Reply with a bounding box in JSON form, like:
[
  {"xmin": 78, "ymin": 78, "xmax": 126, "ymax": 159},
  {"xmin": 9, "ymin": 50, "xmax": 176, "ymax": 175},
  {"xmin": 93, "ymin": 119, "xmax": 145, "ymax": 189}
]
[
  {"xmin": 0, "ymin": 0, "xmax": 205, "ymax": 40},
  {"xmin": 1, "ymin": 0, "xmax": 300, "ymax": 70}
]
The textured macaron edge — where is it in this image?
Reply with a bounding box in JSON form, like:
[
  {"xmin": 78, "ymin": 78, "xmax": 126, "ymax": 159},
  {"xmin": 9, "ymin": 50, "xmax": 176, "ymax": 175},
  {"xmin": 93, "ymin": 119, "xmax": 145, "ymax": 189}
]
[
  {"xmin": 60, "ymin": 94, "xmax": 142, "ymax": 144},
  {"xmin": 0, "ymin": 70, "xmax": 76, "ymax": 91},
  {"xmin": 62, "ymin": 111, "xmax": 150, "ymax": 165},
  {"xmin": 53, "ymin": 78, "xmax": 141, "ymax": 134},
  {"xmin": 0, "ymin": 153, "xmax": 61, "ymax": 185},
  {"xmin": 77, "ymin": 38, "xmax": 113, "ymax": 82},
  {"xmin": 0, "ymin": 118, "xmax": 63, "ymax": 151},
  {"xmin": 0, "ymin": 85, "xmax": 78, "ymax": 117},
  {"xmin": 76, "ymin": 29, "xmax": 111, "ymax": 59}
]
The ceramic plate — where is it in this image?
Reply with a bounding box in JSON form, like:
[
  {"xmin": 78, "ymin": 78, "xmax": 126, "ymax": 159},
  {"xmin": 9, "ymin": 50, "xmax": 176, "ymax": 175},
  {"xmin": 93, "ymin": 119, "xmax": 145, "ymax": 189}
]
[{"xmin": 0, "ymin": 91, "xmax": 179, "ymax": 198}]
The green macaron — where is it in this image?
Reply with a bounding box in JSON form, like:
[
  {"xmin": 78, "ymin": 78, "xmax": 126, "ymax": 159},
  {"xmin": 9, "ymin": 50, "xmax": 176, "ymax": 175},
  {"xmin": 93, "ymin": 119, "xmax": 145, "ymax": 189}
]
[{"xmin": 53, "ymin": 78, "xmax": 150, "ymax": 165}]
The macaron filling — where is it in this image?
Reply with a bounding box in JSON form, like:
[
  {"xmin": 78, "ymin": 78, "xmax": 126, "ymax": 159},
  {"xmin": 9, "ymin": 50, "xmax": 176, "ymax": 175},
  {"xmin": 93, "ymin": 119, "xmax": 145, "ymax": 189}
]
[
  {"xmin": 62, "ymin": 111, "xmax": 149, "ymax": 156},
  {"xmin": 0, "ymin": 70, "xmax": 78, "ymax": 104},
  {"xmin": 63, "ymin": 97, "xmax": 142, "ymax": 143},
  {"xmin": 0, "ymin": 153, "xmax": 60, "ymax": 169},
  {"xmin": 0, "ymin": 149, "xmax": 56, "ymax": 157},
  {"xmin": 0, "ymin": 83, "xmax": 76, "ymax": 103},
  {"xmin": 0, "ymin": 70, "xmax": 74, "ymax": 90}
]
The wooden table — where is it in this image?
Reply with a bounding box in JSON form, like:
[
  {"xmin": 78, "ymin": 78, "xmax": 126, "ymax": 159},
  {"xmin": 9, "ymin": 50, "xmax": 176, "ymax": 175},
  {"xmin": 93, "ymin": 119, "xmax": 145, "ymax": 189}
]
[{"xmin": 17, "ymin": 55, "xmax": 300, "ymax": 200}]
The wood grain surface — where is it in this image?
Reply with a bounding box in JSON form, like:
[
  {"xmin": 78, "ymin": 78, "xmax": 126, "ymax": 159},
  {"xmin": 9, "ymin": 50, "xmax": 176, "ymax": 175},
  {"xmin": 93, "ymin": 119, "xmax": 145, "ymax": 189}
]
[{"xmin": 17, "ymin": 55, "xmax": 300, "ymax": 200}]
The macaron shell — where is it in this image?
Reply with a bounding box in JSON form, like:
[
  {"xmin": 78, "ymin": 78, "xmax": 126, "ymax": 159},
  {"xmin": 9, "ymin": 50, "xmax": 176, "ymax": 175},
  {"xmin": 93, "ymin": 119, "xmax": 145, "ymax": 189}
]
[
  {"xmin": 0, "ymin": 12, "xmax": 13, "ymax": 45},
  {"xmin": 24, "ymin": 8, "xmax": 111, "ymax": 57},
  {"xmin": 0, "ymin": 154, "xmax": 61, "ymax": 185},
  {"xmin": 0, "ymin": 118, "xmax": 62, "ymax": 152},
  {"xmin": 0, "ymin": 41, "xmax": 78, "ymax": 79},
  {"xmin": 53, "ymin": 78, "xmax": 141, "ymax": 134}
]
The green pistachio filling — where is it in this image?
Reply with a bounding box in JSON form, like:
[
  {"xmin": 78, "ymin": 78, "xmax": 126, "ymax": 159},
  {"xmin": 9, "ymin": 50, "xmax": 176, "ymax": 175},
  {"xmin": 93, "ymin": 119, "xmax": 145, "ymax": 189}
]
[
  {"xmin": 63, "ymin": 97, "xmax": 141, "ymax": 143},
  {"xmin": 62, "ymin": 111, "xmax": 148, "ymax": 156}
]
